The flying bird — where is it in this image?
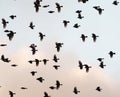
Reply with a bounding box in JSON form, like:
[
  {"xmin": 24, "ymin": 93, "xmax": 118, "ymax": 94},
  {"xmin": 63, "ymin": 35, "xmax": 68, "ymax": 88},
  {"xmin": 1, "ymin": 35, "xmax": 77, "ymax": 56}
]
[
  {"xmin": 36, "ymin": 77, "xmax": 45, "ymax": 83},
  {"xmin": 92, "ymin": 33, "xmax": 99, "ymax": 42},
  {"xmin": 108, "ymin": 51, "xmax": 116, "ymax": 58},
  {"xmin": 63, "ymin": 20, "xmax": 70, "ymax": 27},
  {"xmin": 56, "ymin": 80, "xmax": 62, "ymax": 89},
  {"xmin": 55, "ymin": 42, "xmax": 64, "ymax": 52},
  {"xmin": 55, "ymin": 2, "xmax": 63, "ymax": 13},
  {"xmin": 21, "ymin": 87, "xmax": 27, "ymax": 89},
  {"xmin": 29, "ymin": 44, "xmax": 38, "ymax": 55},
  {"xmin": 34, "ymin": 0, "xmax": 41, "ymax": 12},
  {"xmin": 93, "ymin": 6, "xmax": 104, "ymax": 15},
  {"xmin": 42, "ymin": 5, "xmax": 50, "ymax": 8},
  {"xmin": 6, "ymin": 30, "xmax": 16, "ymax": 41},
  {"xmin": 49, "ymin": 86, "xmax": 56, "ymax": 90},
  {"xmin": 73, "ymin": 87, "xmax": 80, "ymax": 94},
  {"xmin": 78, "ymin": 60, "xmax": 84, "ymax": 69},
  {"xmin": 9, "ymin": 15, "xmax": 16, "ymax": 19},
  {"xmin": 97, "ymin": 58, "xmax": 104, "ymax": 62},
  {"xmin": 2, "ymin": 18, "xmax": 9, "ymax": 29},
  {"xmin": 113, "ymin": 0, "xmax": 119, "ymax": 5},
  {"xmin": 53, "ymin": 54, "xmax": 59, "ymax": 62},
  {"xmin": 39, "ymin": 32, "xmax": 45, "ymax": 41},
  {"xmin": 1, "ymin": 54, "xmax": 11, "ymax": 63},
  {"xmin": 11, "ymin": 64, "xmax": 18, "ymax": 67},
  {"xmin": 96, "ymin": 86, "xmax": 102, "ymax": 92},
  {"xmin": 76, "ymin": 10, "xmax": 84, "ymax": 19},
  {"xmin": 0, "ymin": 44, "xmax": 7, "ymax": 46},
  {"xmin": 83, "ymin": 64, "xmax": 92, "ymax": 73},
  {"xmin": 9, "ymin": 91, "xmax": 16, "ymax": 97},
  {"xmin": 78, "ymin": 0, "xmax": 89, "ymax": 3},
  {"xmin": 42, "ymin": 59, "xmax": 49, "ymax": 65},
  {"xmin": 44, "ymin": 92, "xmax": 51, "ymax": 97},
  {"xmin": 30, "ymin": 71, "xmax": 37, "ymax": 76},
  {"xmin": 53, "ymin": 65, "xmax": 60, "ymax": 70},
  {"xmin": 80, "ymin": 34, "xmax": 88, "ymax": 42},
  {"xmin": 73, "ymin": 23, "xmax": 80, "ymax": 28},
  {"xmin": 29, "ymin": 22, "xmax": 35, "ymax": 29},
  {"xmin": 99, "ymin": 61, "xmax": 106, "ymax": 69},
  {"xmin": 48, "ymin": 10, "xmax": 55, "ymax": 13}
]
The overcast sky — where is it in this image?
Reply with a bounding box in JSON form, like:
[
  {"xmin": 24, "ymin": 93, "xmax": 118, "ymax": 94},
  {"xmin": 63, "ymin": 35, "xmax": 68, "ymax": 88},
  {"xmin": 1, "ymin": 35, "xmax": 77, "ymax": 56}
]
[{"xmin": 0, "ymin": 0, "xmax": 120, "ymax": 97}]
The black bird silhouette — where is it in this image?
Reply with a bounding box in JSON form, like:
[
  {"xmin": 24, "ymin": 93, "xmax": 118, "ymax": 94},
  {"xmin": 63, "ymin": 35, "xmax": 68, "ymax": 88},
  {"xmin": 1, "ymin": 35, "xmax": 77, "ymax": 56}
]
[
  {"xmin": 113, "ymin": 0, "xmax": 119, "ymax": 5},
  {"xmin": 53, "ymin": 54, "xmax": 59, "ymax": 62},
  {"xmin": 49, "ymin": 86, "xmax": 56, "ymax": 90},
  {"xmin": 21, "ymin": 87, "xmax": 27, "ymax": 89},
  {"xmin": 93, "ymin": 6, "xmax": 104, "ymax": 15},
  {"xmin": 29, "ymin": 22, "xmax": 35, "ymax": 29},
  {"xmin": 55, "ymin": 3, "xmax": 63, "ymax": 13},
  {"xmin": 76, "ymin": 10, "xmax": 84, "ymax": 19},
  {"xmin": 55, "ymin": 42, "xmax": 64, "ymax": 52},
  {"xmin": 43, "ymin": 5, "xmax": 50, "ymax": 8},
  {"xmin": 42, "ymin": 59, "xmax": 49, "ymax": 65},
  {"xmin": 9, "ymin": 15, "xmax": 16, "ymax": 19},
  {"xmin": 99, "ymin": 61, "xmax": 106, "ymax": 69},
  {"xmin": 39, "ymin": 32, "xmax": 45, "ymax": 41},
  {"xmin": 34, "ymin": 0, "xmax": 41, "ymax": 12},
  {"xmin": 34, "ymin": 59, "xmax": 41, "ymax": 66},
  {"xmin": 6, "ymin": 30, "xmax": 16, "ymax": 41},
  {"xmin": 63, "ymin": 20, "xmax": 70, "ymax": 27},
  {"xmin": 73, "ymin": 23, "xmax": 80, "ymax": 28},
  {"xmin": 108, "ymin": 51, "xmax": 116, "ymax": 58},
  {"xmin": 83, "ymin": 64, "xmax": 92, "ymax": 73},
  {"xmin": 29, "ymin": 44, "xmax": 38, "ymax": 55},
  {"xmin": 78, "ymin": 0, "xmax": 89, "ymax": 3},
  {"xmin": 9, "ymin": 91, "xmax": 16, "ymax": 97},
  {"xmin": 48, "ymin": 10, "xmax": 55, "ymax": 13},
  {"xmin": 36, "ymin": 77, "xmax": 45, "ymax": 83},
  {"xmin": 31, "ymin": 71, "xmax": 37, "ymax": 76},
  {"xmin": 92, "ymin": 33, "xmax": 99, "ymax": 42},
  {"xmin": 96, "ymin": 86, "xmax": 102, "ymax": 92},
  {"xmin": 78, "ymin": 60, "xmax": 84, "ymax": 69},
  {"xmin": 44, "ymin": 92, "xmax": 51, "ymax": 97},
  {"xmin": 53, "ymin": 65, "xmax": 60, "ymax": 70},
  {"xmin": 0, "ymin": 44, "xmax": 7, "ymax": 46},
  {"xmin": 56, "ymin": 80, "xmax": 62, "ymax": 89},
  {"xmin": 1, "ymin": 55, "xmax": 11, "ymax": 63},
  {"xmin": 97, "ymin": 58, "xmax": 104, "ymax": 62},
  {"xmin": 11, "ymin": 64, "xmax": 18, "ymax": 67},
  {"xmin": 80, "ymin": 34, "xmax": 88, "ymax": 42},
  {"xmin": 2, "ymin": 18, "xmax": 9, "ymax": 29},
  {"xmin": 73, "ymin": 87, "xmax": 80, "ymax": 94},
  {"xmin": 31, "ymin": 48, "xmax": 38, "ymax": 55}
]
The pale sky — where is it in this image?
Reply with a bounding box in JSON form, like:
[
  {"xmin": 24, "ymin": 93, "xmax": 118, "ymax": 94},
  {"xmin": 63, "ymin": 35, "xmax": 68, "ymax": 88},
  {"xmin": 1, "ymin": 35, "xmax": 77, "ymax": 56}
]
[{"xmin": 0, "ymin": 0, "xmax": 120, "ymax": 97}]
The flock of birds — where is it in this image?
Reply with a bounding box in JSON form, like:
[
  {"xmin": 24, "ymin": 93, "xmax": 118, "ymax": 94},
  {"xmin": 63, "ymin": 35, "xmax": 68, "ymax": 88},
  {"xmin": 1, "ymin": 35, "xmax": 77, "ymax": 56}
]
[{"xmin": 0, "ymin": 0, "xmax": 119, "ymax": 97}]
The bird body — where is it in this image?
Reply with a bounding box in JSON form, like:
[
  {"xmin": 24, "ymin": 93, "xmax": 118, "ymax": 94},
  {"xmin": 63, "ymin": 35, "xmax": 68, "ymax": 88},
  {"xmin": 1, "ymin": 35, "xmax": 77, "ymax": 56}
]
[
  {"xmin": 31, "ymin": 71, "xmax": 37, "ymax": 76},
  {"xmin": 55, "ymin": 3, "xmax": 63, "ymax": 13},
  {"xmin": 73, "ymin": 87, "xmax": 80, "ymax": 94},
  {"xmin": 83, "ymin": 64, "xmax": 92, "ymax": 72},
  {"xmin": 92, "ymin": 33, "xmax": 99, "ymax": 42},
  {"xmin": 53, "ymin": 65, "xmax": 60, "ymax": 70},
  {"xmin": 9, "ymin": 91, "xmax": 16, "ymax": 97},
  {"xmin": 39, "ymin": 32, "xmax": 45, "ymax": 41},
  {"xmin": 29, "ymin": 22, "xmax": 35, "ymax": 29},
  {"xmin": 56, "ymin": 80, "xmax": 62, "ymax": 89},
  {"xmin": 96, "ymin": 86, "xmax": 102, "ymax": 92},
  {"xmin": 80, "ymin": 34, "xmax": 88, "ymax": 42},
  {"xmin": 78, "ymin": 60, "xmax": 83, "ymax": 69},
  {"xmin": 113, "ymin": 0, "xmax": 119, "ymax": 5},
  {"xmin": 109, "ymin": 51, "xmax": 116, "ymax": 58},
  {"xmin": 99, "ymin": 61, "xmax": 106, "ymax": 68},
  {"xmin": 2, "ymin": 18, "xmax": 9, "ymax": 28},
  {"xmin": 63, "ymin": 20, "xmax": 70, "ymax": 27},
  {"xmin": 93, "ymin": 6, "xmax": 104, "ymax": 15},
  {"xmin": 9, "ymin": 15, "xmax": 16, "ymax": 19},
  {"xmin": 36, "ymin": 77, "xmax": 45, "ymax": 83},
  {"xmin": 1, "ymin": 55, "xmax": 11, "ymax": 63},
  {"xmin": 73, "ymin": 23, "xmax": 80, "ymax": 28},
  {"xmin": 55, "ymin": 42, "xmax": 63, "ymax": 52}
]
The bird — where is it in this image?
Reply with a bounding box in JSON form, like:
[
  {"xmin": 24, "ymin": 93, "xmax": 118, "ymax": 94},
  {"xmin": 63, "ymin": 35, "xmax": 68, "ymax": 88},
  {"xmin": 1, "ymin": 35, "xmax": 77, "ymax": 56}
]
[
  {"xmin": 99, "ymin": 61, "xmax": 106, "ymax": 69},
  {"xmin": 78, "ymin": 60, "xmax": 84, "ymax": 69},
  {"xmin": 11, "ymin": 64, "xmax": 18, "ymax": 67},
  {"xmin": 55, "ymin": 2, "xmax": 63, "ymax": 13},
  {"xmin": 1, "ymin": 54, "xmax": 11, "ymax": 63},
  {"xmin": 42, "ymin": 59, "xmax": 49, "ymax": 65},
  {"xmin": 93, "ymin": 6, "xmax": 104, "ymax": 15},
  {"xmin": 2, "ymin": 18, "xmax": 9, "ymax": 29},
  {"xmin": 73, "ymin": 23, "xmax": 80, "ymax": 28},
  {"xmin": 108, "ymin": 51, "xmax": 116, "ymax": 58},
  {"xmin": 6, "ymin": 30, "xmax": 16, "ymax": 41},
  {"xmin": 80, "ymin": 34, "xmax": 88, "ymax": 42},
  {"xmin": 44, "ymin": 92, "xmax": 51, "ymax": 97},
  {"xmin": 34, "ymin": 59, "xmax": 41, "ymax": 66},
  {"xmin": 9, "ymin": 15, "xmax": 16, "ymax": 19},
  {"xmin": 48, "ymin": 10, "xmax": 55, "ymax": 13},
  {"xmin": 53, "ymin": 65, "xmax": 60, "ymax": 70},
  {"xmin": 92, "ymin": 33, "xmax": 99, "ymax": 42},
  {"xmin": 34, "ymin": 0, "xmax": 41, "ymax": 12},
  {"xmin": 29, "ymin": 44, "xmax": 38, "ymax": 55},
  {"xmin": 78, "ymin": 0, "xmax": 89, "ymax": 3},
  {"xmin": 29, "ymin": 22, "xmax": 35, "ymax": 29},
  {"xmin": 97, "ymin": 58, "xmax": 104, "ymax": 62},
  {"xmin": 20, "ymin": 87, "xmax": 27, "ymax": 89},
  {"xmin": 39, "ymin": 32, "xmax": 45, "ymax": 41},
  {"xmin": 55, "ymin": 80, "xmax": 62, "ymax": 89},
  {"xmin": 42, "ymin": 5, "xmax": 50, "ymax": 8},
  {"xmin": 31, "ymin": 48, "xmax": 38, "ymax": 55},
  {"xmin": 49, "ymin": 86, "xmax": 56, "ymax": 90},
  {"xmin": 9, "ymin": 91, "xmax": 16, "ymax": 97},
  {"xmin": 63, "ymin": 20, "xmax": 70, "ymax": 27},
  {"xmin": 28, "ymin": 60, "xmax": 34, "ymax": 64},
  {"xmin": 0, "ymin": 44, "xmax": 7, "ymax": 46},
  {"xmin": 53, "ymin": 54, "xmax": 59, "ymax": 62},
  {"xmin": 55, "ymin": 42, "xmax": 64, "ymax": 52},
  {"xmin": 113, "ymin": 0, "xmax": 119, "ymax": 5},
  {"xmin": 73, "ymin": 87, "xmax": 80, "ymax": 94},
  {"xmin": 83, "ymin": 64, "xmax": 92, "ymax": 73},
  {"xmin": 30, "ymin": 71, "xmax": 37, "ymax": 76},
  {"xmin": 76, "ymin": 10, "xmax": 84, "ymax": 19},
  {"xmin": 96, "ymin": 86, "xmax": 102, "ymax": 92},
  {"xmin": 36, "ymin": 77, "xmax": 45, "ymax": 83}
]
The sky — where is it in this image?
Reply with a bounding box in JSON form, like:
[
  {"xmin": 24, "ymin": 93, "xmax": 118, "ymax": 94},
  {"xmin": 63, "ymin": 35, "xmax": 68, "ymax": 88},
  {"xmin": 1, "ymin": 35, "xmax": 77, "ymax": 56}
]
[{"xmin": 0, "ymin": 0, "xmax": 120, "ymax": 97}]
